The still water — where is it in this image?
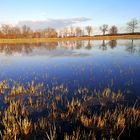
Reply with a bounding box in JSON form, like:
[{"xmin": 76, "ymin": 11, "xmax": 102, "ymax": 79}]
[{"xmin": 0, "ymin": 40, "xmax": 140, "ymax": 97}]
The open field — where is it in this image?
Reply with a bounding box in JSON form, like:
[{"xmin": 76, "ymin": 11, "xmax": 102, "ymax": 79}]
[{"xmin": 0, "ymin": 35, "xmax": 140, "ymax": 44}]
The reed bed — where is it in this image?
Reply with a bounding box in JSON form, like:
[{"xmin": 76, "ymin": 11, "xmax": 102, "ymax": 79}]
[{"xmin": 0, "ymin": 80, "xmax": 139, "ymax": 140}]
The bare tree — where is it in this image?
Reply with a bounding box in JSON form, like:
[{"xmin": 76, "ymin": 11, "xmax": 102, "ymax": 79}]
[
  {"xmin": 63, "ymin": 27, "xmax": 69, "ymax": 37},
  {"xmin": 43, "ymin": 28, "xmax": 57, "ymax": 38},
  {"xmin": 21, "ymin": 25, "xmax": 32, "ymax": 38},
  {"xmin": 127, "ymin": 19, "xmax": 138, "ymax": 33},
  {"xmin": 109, "ymin": 26, "xmax": 118, "ymax": 35},
  {"xmin": 75, "ymin": 27, "xmax": 82, "ymax": 37},
  {"xmin": 1, "ymin": 24, "xmax": 12, "ymax": 35},
  {"xmin": 58, "ymin": 29, "xmax": 63, "ymax": 38},
  {"xmin": 100, "ymin": 24, "xmax": 108, "ymax": 35},
  {"xmin": 12, "ymin": 26, "xmax": 21, "ymax": 38},
  {"xmin": 70, "ymin": 26, "xmax": 75, "ymax": 37},
  {"xmin": 85, "ymin": 26, "xmax": 93, "ymax": 36},
  {"xmin": 48, "ymin": 28, "xmax": 57, "ymax": 38}
]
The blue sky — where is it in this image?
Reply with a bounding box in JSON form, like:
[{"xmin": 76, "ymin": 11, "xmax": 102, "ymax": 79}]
[{"xmin": 0, "ymin": 0, "xmax": 140, "ymax": 30}]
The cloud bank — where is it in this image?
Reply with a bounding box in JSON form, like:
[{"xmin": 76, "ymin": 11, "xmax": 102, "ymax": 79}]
[{"xmin": 17, "ymin": 17, "xmax": 91, "ymax": 30}]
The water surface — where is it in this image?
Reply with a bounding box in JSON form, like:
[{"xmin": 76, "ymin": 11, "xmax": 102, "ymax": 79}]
[{"xmin": 0, "ymin": 40, "xmax": 140, "ymax": 98}]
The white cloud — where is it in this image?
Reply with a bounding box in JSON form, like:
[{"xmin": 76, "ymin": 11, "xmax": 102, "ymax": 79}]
[{"xmin": 17, "ymin": 17, "xmax": 91, "ymax": 30}]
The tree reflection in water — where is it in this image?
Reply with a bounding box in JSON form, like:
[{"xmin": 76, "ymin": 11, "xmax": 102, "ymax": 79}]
[
  {"xmin": 126, "ymin": 40, "xmax": 136, "ymax": 54},
  {"xmin": 108, "ymin": 40, "xmax": 117, "ymax": 49},
  {"xmin": 0, "ymin": 40, "xmax": 140, "ymax": 56},
  {"xmin": 100, "ymin": 40, "xmax": 107, "ymax": 50},
  {"xmin": 0, "ymin": 42, "xmax": 58, "ymax": 55},
  {"xmin": 85, "ymin": 40, "xmax": 92, "ymax": 50}
]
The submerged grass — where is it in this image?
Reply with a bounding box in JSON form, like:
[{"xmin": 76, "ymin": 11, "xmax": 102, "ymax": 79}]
[{"xmin": 0, "ymin": 80, "xmax": 139, "ymax": 140}]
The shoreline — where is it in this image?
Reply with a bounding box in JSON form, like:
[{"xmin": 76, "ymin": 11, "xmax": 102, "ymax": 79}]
[{"xmin": 0, "ymin": 35, "xmax": 140, "ymax": 44}]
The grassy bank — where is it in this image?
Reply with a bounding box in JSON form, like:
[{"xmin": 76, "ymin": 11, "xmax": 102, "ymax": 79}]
[{"xmin": 0, "ymin": 35, "xmax": 140, "ymax": 44}]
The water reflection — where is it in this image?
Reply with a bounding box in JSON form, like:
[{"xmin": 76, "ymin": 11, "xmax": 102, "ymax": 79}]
[
  {"xmin": 126, "ymin": 40, "xmax": 136, "ymax": 54},
  {"xmin": 0, "ymin": 40, "xmax": 140, "ymax": 56},
  {"xmin": 0, "ymin": 42, "xmax": 59, "ymax": 55},
  {"xmin": 0, "ymin": 40, "xmax": 140, "ymax": 97},
  {"xmin": 0, "ymin": 41, "xmax": 94, "ymax": 55},
  {"xmin": 85, "ymin": 40, "xmax": 92, "ymax": 50},
  {"xmin": 108, "ymin": 40, "xmax": 117, "ymax": 49},
  {"xmin": 100, "ymin": 40, "xmax": 107, "ymax": 50}
]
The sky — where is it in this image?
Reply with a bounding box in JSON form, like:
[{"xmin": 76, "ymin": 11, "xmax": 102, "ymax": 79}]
[{"xmin": 0, "ymin": 0, "xmax": 140, "ymax": 32}]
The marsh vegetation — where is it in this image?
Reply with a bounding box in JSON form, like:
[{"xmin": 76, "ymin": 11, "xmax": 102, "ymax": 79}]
[{"xmin": 0, "ymin": 80, "xmax": 140, "ymax": 140}]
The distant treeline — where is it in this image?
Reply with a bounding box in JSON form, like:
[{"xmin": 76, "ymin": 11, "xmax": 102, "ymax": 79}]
[
  {"xmin": 94, "ymin": 32, "xmax": 140, "ymax": 37},
  {"xmin": 0, "ymin": 18, "xmax": 139, "ymax": 39}
]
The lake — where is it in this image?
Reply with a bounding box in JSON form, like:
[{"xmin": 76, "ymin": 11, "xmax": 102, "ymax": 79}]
[
  {"xmin": 0, "ymin": 39, "xmax": 140, "ymax": 139},
  {"xmin": 0, "ymin": 40, "xmax": 140, "ymax": 97}
]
